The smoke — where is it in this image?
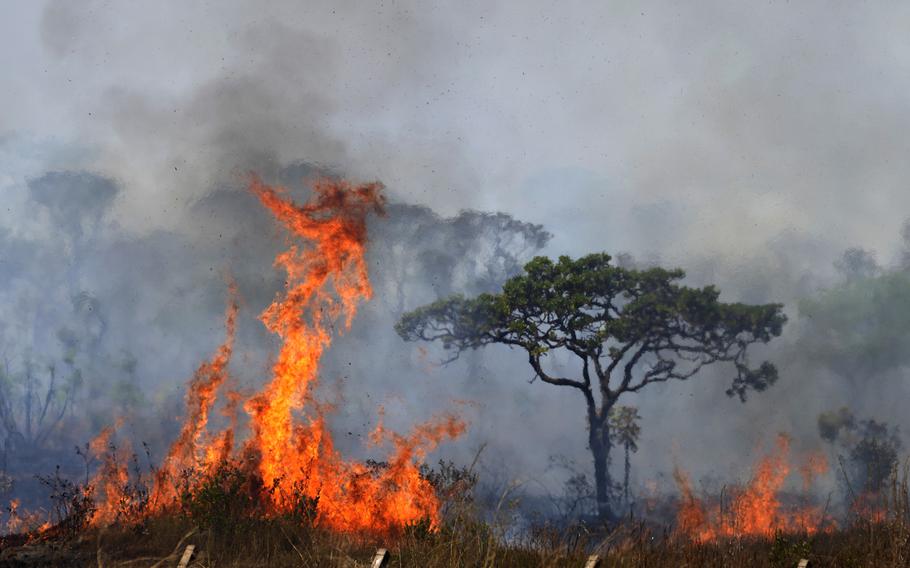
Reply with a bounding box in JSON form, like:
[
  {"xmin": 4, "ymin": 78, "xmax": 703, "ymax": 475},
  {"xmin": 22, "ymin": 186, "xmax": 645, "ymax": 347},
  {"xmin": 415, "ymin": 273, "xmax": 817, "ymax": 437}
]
[{"xmin": 3, "ymin": 0, "xmax": 910, "ymax": 517}]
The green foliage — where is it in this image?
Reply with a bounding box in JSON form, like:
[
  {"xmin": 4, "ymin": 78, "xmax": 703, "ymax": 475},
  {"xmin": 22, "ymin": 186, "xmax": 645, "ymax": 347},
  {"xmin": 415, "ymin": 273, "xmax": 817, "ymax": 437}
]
[
  {"xmin": 283, "ymin": 481, "xmax": 320, "ymax": 526},
  {"xmin": 397, "ymin": 252, "xmax": 785, "ymax": 401},
  {"xmin": 609, "ymin": 406, "xmax": 641, "ymax": 453},
  {"xmin": 799, "ymin": 270, "xmax": 910, "ymax": 376},
  {"xmin": 817, "ymin": 407, "xmax": 901, "ymax": 494},
  {"xmin": 179, "ymin": 464, "xmax": 262, "ymax": 533}
]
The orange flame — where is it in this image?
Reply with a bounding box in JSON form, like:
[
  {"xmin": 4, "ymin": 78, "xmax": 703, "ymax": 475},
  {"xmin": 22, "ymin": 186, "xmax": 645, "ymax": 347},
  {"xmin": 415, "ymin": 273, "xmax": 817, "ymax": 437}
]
[
  {"xmin": 5, "ymin": 499, "xmax": 22, "ymax": 535},
  {"xmin": 675, "ymin": 434, "xmax": 833, "ymax": 541},
  {"xmin": 240, "ymin": 176, "xmax": 464, "ymax": 531},
  {"xmin": 151, "ymin": 280, "xmax": 239, "ymax": 505},
  {"xmin": 88, "ymin": 175, "xmax": 464, "ymax": 534},
  {"xmin": 88, "ymin": 421, "xmax": 133, "ymax": 525},
  {"xmin": 851, "ymin": 491, "xmax": 888, "ymax": 523},
  {"xmin": 799, "ymin": 451, "xmax": 828, "ymax": 492}
]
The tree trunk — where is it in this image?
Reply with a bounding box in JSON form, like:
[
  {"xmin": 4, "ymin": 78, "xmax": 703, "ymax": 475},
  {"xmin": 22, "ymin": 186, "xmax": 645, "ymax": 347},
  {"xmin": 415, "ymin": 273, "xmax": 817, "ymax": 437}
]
[
  {"xmin": 623, "ymin": 443, "xmax": 631, "ymax": 508},
  {"xmin": 589, "ymin": 419, "xmax": 614, "ymax": 521}
]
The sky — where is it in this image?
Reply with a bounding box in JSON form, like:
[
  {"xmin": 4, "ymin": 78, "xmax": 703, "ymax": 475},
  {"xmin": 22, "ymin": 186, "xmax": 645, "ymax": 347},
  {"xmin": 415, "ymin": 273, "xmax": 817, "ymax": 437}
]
[
  {"xmin": 4, "ymin": 1, "xmax": 910, "ymax": 261},
  {"xmin": 4, "ymin": 0, "xmax": 910, "ymax": 510}
]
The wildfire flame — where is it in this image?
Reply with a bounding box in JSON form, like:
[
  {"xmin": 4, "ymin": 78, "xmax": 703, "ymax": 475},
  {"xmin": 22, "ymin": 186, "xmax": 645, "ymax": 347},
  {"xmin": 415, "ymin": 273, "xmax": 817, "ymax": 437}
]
[
  {"xmin": 89, "ymin": 421, "xmax": 132, "ymax": 526},
  {"xmin": 88, "ymin": 175, "xmax": 465, "ymax": 533},
  {"xmin": 675, "ymin": 434, "xmax": 833, "ymax": 542}
]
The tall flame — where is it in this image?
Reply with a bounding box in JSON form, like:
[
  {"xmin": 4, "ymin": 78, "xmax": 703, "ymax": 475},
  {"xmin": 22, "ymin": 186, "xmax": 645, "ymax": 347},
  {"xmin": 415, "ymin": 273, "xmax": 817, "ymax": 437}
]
[
  {"xmin": 153, "ymin": 279, "xmax": 239, "ymax": 506},
  {"xmin": 243, "ymin": 175, "xmax": 383, "ymax": 495},
  {"xmin": 239, "ymin": 175, "xmax": 465, "ymax": 531},
  {"xmin": 87, "ymin": 175, "xmax": 464, "ymax": 534}
]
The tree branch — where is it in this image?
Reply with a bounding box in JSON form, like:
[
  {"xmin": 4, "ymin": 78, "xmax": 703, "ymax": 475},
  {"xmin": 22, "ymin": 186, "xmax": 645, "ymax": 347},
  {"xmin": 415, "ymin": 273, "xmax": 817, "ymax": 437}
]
[{"xmin": 528, "ymin": 352, "xmax": 588, "ymax": 391}]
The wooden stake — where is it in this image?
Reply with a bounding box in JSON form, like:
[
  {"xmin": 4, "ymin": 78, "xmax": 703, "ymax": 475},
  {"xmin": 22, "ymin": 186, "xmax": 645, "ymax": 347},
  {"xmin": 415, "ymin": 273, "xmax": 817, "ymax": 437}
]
[
  {"xmin": 371, "ymin": 548, "xmax": 389, "ymax": 568},
  {"xmin": 584, "ymin": 554, "xmax": 601, "ymax": 568},
  {"xmin": 796, "ymin": 560, "xmax": 810, "ymax": 568},
  {"xmin": 177, "ymin": 544, "xmax": 195, "ymax": 568}
]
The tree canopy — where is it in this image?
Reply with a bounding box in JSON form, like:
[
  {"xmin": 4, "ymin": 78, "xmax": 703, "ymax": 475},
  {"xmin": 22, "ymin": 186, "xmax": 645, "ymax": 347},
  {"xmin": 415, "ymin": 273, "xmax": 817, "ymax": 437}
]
[{"xmin": 396, "ymin": 253, "xmax": 786, "ymax": 403}]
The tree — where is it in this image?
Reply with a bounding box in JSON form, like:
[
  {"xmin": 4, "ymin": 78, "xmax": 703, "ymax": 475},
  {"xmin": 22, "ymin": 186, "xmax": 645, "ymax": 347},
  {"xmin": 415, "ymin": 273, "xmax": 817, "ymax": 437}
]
[
  {"xmin": 0, "ymin": 356, "xmax": 75, "ymax": 465},
  {"xmin": 818, "ymin": 407, "xmax": 900, "ymax": 496},
  {"xmin": 0, "ymin": 290, "xmax": 110, "ymax": 467},
  {"xmin": 396, "ymin": 253, "xmax": 786, "ymax": 520},
  {"xmin": 834, "ymin": 248, "xmax": 880, "ymax": 283},
  {"xmin": 798, "ymin": 270, "xmax": 910, "ymax": 379},
  {"xmin": 609, "ymin": 405, "xmax": 641, "ymax": 509}
]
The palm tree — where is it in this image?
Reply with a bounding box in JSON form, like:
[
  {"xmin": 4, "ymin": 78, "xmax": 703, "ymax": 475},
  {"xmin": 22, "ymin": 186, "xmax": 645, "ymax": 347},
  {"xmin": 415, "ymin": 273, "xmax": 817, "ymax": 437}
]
[{"xmin": 609, "ymin": 405, "xmax": 641, "ymax": 508}]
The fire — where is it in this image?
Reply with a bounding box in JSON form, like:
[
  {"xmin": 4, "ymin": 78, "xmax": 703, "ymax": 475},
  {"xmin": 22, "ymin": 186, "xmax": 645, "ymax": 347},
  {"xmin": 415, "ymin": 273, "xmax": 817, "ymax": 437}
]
[
  {"xmin": 675, "ymin": 434, "xmax": 832, "ymax": 541},
  {"xmin": 239, "ymin": 175, "xmax": 464, "ymax": 531},
  {"xmin": 86, "ymin": 175, "xmax": 464, "ymax": 534},
  {"xmin": 799, "ymin": 451, "xmax": 828, "ymax": 491},
  {"xmin": 5, "ymin": 499, "xmax": 50, "ymax": 537},
  {"xmin": 851, "ymin": 491, "xmax": 888, "ymax": 523},
  {"xmin": 88, "ymin": 422, "xmax": 132, "ymax": 525},
  {"xmin": 151, "ymin": 279, "xmax": 239, "ymax": 506},
  {"xmin": 5, "ymin": 499, "xmax": 22, "ymax": 534}
]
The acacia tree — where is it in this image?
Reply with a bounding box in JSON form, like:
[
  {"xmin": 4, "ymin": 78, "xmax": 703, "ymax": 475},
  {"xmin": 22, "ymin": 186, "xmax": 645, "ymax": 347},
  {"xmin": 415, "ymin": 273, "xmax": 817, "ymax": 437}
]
[{"xmin": 396, "ymin": 253, "xmax": 786, "ymax": 520}]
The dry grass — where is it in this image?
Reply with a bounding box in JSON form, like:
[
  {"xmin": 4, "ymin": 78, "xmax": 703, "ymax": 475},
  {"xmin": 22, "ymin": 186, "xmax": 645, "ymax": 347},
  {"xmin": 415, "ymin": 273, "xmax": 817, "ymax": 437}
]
[
  {"xmin": 6, "ymin": 462, "xmax": 910, "ymax": 566},
  {"xmin": 55, "ymin": 515, "xmax": 910, "ymax": 567},
  {"xmin": 3, "ymin": 501, "xmax": 910, "ymax": 567}
]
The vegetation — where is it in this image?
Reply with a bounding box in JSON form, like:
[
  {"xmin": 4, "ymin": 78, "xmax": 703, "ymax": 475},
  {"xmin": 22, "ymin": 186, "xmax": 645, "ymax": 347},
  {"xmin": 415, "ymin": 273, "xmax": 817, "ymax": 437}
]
[
  {"xmin": 799, "ymin": 267, "xmax": 910, "ymax": 378},
  {"xmin": 396, "ymin": 253, "xmax": 786, "ymax": 520},
  {"xmin": 6, "ymin": 460, "xmax": 910, "ymax": 566},
  {"xmin": 5, "ymin": 190, "xmax": 910, "ymax": 566},
  {"xmin": 608, "ymin": 405, "xmax": 641, "ymax": 511},
  {"xmin": 819, "ymin": 407, "xmax": 902, "ymax": 500}
]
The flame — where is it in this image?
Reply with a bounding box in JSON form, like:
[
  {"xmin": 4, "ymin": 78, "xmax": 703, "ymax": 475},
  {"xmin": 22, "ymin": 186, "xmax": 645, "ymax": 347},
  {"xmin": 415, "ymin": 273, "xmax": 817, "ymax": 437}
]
[
  {"xmin": 5, "ymin": 499, "xmax": 22, "ymax": 535},
  {"xmin": 851, "ymin": 491, "xmax": 888, "ymax": 522},
  {"xmin": 88, "ymin": 422, "xmax": 133, "ymax": 526},
  {"xmin": 799, "ymin": 451, "xmax": 828, "ymax": 492},
  {"xmin": 675, "ymin": 434, "xmax": 833, "ymax": 541},
  {"xmin": 151, "ymin": 280, "xmax": 239, "ymax": 506},
  {"xmin": 239, "ymin": 176, "xmax": 464, "ymax": 531},
  {"xmin": 87, "ymin": 175, "xmax": 464, "ymax": 534},
  {"xmin": 5, "ymin": 499, "xmax": 53, "ymax": 537}
]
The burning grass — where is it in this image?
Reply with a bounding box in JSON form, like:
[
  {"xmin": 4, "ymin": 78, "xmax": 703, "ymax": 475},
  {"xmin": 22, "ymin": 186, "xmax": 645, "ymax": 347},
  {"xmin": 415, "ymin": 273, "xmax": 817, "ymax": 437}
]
[
  {"xmin": 4, "ymin": 174, "xmax": 909, "ymax": 566},
  {"xmin": 8, "ymin": 495, "xmax": 910, "ymax": 566},
  {"xmin": 673, "ymin": 434, "xmax": 836, "ymax": 542},
  {"xmin": 5, "ymin": 433, "xmax": 910, "ymax": 565}
]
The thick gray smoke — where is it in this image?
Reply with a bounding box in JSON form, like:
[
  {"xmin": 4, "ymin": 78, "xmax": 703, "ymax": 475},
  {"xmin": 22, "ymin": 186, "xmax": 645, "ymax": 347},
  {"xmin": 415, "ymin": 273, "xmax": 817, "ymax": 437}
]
[{"xmin": 3, "ymin": 0, "xmax": 910, "ymax": 518}]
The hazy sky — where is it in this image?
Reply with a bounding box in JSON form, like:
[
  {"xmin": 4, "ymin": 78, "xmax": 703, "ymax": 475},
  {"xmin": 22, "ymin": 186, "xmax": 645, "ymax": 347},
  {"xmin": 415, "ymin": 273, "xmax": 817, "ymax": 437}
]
[
  {"xmin": 7, "ymin": 1, "xmax": 910, "ymax": 506},
  {"xmin": 4, "ymin": 1, "xmax": 910, "ymax": 264}
]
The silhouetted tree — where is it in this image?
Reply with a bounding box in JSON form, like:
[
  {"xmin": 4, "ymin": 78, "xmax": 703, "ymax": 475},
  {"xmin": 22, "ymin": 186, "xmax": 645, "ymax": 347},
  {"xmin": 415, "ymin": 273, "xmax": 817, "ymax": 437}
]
[
  {"xmin": 799, "ymin": 270, "xmax": 910, "ymax": 379},
  {"xmin": 396, "ymin": 253, "xmax": 786, "ymax": 520},
  {"xmin": 609, "ymin": 405, "xmax": 641, "ymax": 508},
  {"xmin": 818, "ymin": 407, "xmax": 900, "ymax": 495},
  {"xmin": 834, "ymin": 248, "xmax": 880, "ymax": 283}
]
